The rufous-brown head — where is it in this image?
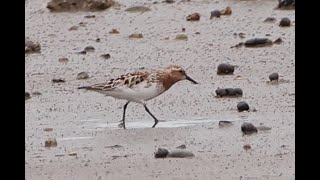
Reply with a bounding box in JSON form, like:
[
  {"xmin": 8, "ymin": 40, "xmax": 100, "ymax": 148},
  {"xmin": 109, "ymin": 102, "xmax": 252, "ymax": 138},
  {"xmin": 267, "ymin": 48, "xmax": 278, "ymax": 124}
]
[{"xmin": 162, "ymin": 65, "xmax": 198, "ymax": 90}]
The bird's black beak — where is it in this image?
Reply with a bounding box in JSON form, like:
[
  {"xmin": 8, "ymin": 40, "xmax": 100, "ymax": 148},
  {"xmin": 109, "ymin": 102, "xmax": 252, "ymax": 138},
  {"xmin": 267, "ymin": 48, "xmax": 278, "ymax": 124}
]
[{"xmin": 186, "ymin": 75, "xmax": 198, "ymax": 84}]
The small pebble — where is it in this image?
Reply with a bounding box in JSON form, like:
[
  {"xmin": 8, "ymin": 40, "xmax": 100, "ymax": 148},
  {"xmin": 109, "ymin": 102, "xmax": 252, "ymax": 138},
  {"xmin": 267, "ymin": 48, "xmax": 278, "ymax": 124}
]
[
  {"xmin": 84, "ymin": 15, "xmax": 95, "ymax": 18},
  {"xmin": 176, "ymin": 144, "xmax": 186, "ymax": 149},
  {"xmin": 215, "ymin": 88, "xmax": 227, "ymax": 97},
  {"xmin": 58, "ymin": 58, "xmax": 69, "ymax": 63},
  {"xmin": 163, "ymin": 0, "xmax": 175, "ymax": 3},
  {"xmin": 44, "ymin": 128, "xmax": 53, "ymax": 132},
  {"xmin": 109, "ymin": 29, "xmax": 120, "ymax": 34},
  {"xmin": 167, "ymin": 150, "xmax": 195, "ymax": 158},
  {"xmin": 210, "ymin": 10, "xmax": 221, "ymax": 19},
  {"xmin": 25, "ymin": 92, "xmax": 31, "ymax": 100},
  {"xmin": 129, "ymin": 33, "xmax": 143, "ymax": 38},
  {"xmin": 269, "ymin": 73, "xmax": 279, "ymax": 81},
  {"xmin": 241, "ymin": 122, "xmax": 258, "ymax": 135},
  {"xmin": 68, "ymin": 152, "xmax": 77, "ymax": 156},
  {"xmin": 32, "ymin": 91, "xmax": 42, "ymax": 96},
  {"xmin": 25, "ymin": 41, "xmax": 41, "ymax": 53},
  {"xmin": 225, "ymin": 88, "xmax": 237, "ymax": 96},
  {"xmin": 279, "ymin": 17, "xmax": 291, "ymax": 27},
  {"xmin": 218, "ymin": 121, "xmax": 233, "ymax": 127},
  {"xmin": 175, "ymin": 34, "xmax": 188, "ymax": 40},
  {"xmin": 78, "ymin": 22, "xmax": 86, "ymax": 27},
  {"xmin": 154, "ymin": 148, "xmax": 169, "ymax": 158},
  {"xmin": 45, "ymin": 138, "xmax": 57, "ymax": 147},
  {"xmin": 238, "ymin": 33, "xmax": 245, "ymax": 39},
  {"xmin": 52, "ymin": 78, "xmax": 66, "ymax": 83},
  {"xmin": 221, "ymin": 6, "xmax": 232, "ymax": 15},
  {"xmin": 243, "ymin": 144, "xmax": 251, "ymax": 151},
  {"xmin": 277, "ymin": 0, "xmax": 295, "ymax": 9},
  {"xmin": 237, "ymin": 101, "xmax": 249, "ymax": 112},
  {"xmin": 125, "ymin": 6, "xmax": 151, "ymax": 13},
  {"xmin": 77, "ymin": 72, "xmax": 89, "ymax": 80},
  {"xmin": 69, "ymin": 26, "xmax": 79, "ymax": 31},
  {"xmin": 217, "ymin": 63, "xmax": 234, "ymax": 75},
  {"xmin": 101, "ymin": 54, "xmax": 111, "ymax": 59},
  {"xmin": 84, "ymin": 46, "xmax": 95, "ymax": 52},
  {"xmin": 244, "ymin": 38, "xmax": 273, "ymax": 47},
  {"xmin": 234, "ymin": 88, "xmax": 243, "ymax": 96},
  {"xmin": 186, "ymin": 13, "xmax": 200, "ymax": 21},
  {"xmin": 78, "ymin": 50, "xmax": 87, "ymax": 55},
  {"xmin": 216, "ymin": 88, "xmax": 243, "ymax": 97},
  {"xmin": 263, "ymin": 17, "xmax": 276, "ymax": 23}
]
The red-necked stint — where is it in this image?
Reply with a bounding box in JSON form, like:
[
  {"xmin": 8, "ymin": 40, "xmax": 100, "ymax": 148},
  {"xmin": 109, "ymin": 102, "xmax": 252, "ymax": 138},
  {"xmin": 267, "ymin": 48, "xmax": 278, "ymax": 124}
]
[{"xmin": 78, "ymin": 65, "xmax": 198, "ymax": 129}]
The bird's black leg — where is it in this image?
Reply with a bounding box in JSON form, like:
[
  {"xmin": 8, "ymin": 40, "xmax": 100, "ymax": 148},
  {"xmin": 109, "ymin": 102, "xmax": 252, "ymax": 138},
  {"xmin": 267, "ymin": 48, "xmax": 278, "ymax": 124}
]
[
  {"xmin": 119, "ymin": 101, "xmax": 130, "ymax": 129},
  {"xmin": 143, "ymin": 104, "xmax": 159, "ymax": 128}
]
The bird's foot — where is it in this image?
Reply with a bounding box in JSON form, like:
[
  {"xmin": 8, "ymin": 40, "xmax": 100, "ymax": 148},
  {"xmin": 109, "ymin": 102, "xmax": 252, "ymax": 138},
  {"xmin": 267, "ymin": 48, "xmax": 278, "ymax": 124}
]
[{"xmin": 118, "ymin": 120, "xmax": 126, "ymax": 129}]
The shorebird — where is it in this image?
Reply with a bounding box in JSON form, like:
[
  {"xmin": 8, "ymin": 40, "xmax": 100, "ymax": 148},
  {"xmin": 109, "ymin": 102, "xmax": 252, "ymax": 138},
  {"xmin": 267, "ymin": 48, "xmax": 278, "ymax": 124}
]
[{"xmin": 78, "ymin": 65, "xmax": 198, "ymax": 129}]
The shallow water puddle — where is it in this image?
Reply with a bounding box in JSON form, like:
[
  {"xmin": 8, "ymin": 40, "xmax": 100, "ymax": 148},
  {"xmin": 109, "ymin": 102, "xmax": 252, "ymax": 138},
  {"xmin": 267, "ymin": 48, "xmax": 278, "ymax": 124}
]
[{"xmin": 94, "ymin": 117, "xmax": 242, "ymax": 129}]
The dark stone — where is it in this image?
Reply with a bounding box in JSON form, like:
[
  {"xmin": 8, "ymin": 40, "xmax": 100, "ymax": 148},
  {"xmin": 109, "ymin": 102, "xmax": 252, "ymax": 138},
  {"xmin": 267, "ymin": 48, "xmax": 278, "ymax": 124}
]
[
  {"xmin": 241, "ymin": 122, "xmax": 258, "ymax": 135},
  {"xmin": 215, "ymin": 88, "xmax": 228, "ymax": 97},
  {"xmin": 163, "ymin": 0, "xmax": 175, "ymax": 3},
  {"xmin": 25, "ymin": 92, "xmax": 31, "ymax": 100},
  {"xmin": 243, "ymin": 144, "xmax": 251, "ymax": 150},
  {"xmin": 217, "ymin": 63, "xmax": 234, "ymax": 75},
  {"xmin": 47, "ymin": 0, "xmax": 114, "ymax": 12},
  {"xmin": 216, "ymin": 88, "xmax": 243, "ymax": 97},
  {"xmin": 277, "ymin": 0, "xmax": 295, "ymax": 9},
  {"xmin": 58, "ymin": 58, "xmax": 69, "ymax": 63},
  {"xmin": 84, "ymin": 15, "xmax": 96, "ymax": 18},
  {"xmin": 167, "ymin": 150, "xmax": 195, "ymax": 158},
  {"xmin": 52, "ymin": 78, "xmax": 66, "ymax": 83},
  {"xmin": 154, "ymin": 148, "xmax": 169, "ymax": 158},
  {"xmin": 84, "ymin": 46, "xmax": 95, "ymax": 52},
  {"xmin": 25, "ymin": 40, "xmax": 41, "ymax": 53},
  {"xmin": 78, "ymin": 50, "xmax": 87, "ymax": 55},
  {"xmin": 263, "ymin": 17, "xmax": 276, "ymax": 23},
  {"xmin": 210, "ymin": 10, "xmax": 221, "ymax": 19},
  {"xmin": 225, "ymin": 88, "xmax": 237, "ymax": 96},
  {"xmin": 237, "ymin": 101, "xmax": 249, "ymax": 112},
  {"xmin": 244, "ymin": 38, "xmax": 273, "ymax": 47},
  {"xmin": 125, "ymin": 6, "xmax": 151, "ymax": 13},
  {"xmin": 279, "ymin": 17, "xmax": 291, "ymax": 27},
  {"xmin": 109, "ymin": 29, "xmax": 120, "ymax": 34},
  {"xmin": 234, "ymin": 88, "xmax": 243, "ymax": 96},
  {"xmin": 101, "ymin": 54, "xmax": 111, "ymax": 59},
  {"xmin": 186, "ymin": 13, "xmax": 200, "ymax": 21},
  {"xmin": 218, "ymin": 121, "xmax": 233, "ymax": 127},
  {"xmin": 45, "ymin": 138, "xmax": 57, "ymax": 147},
  {"xmin": 269, "ymin": 73, "xmax": 279, "ymax": 81},
  {"xmin": 176, "ymin": 144, "xmax": 186, "ymax": 149}
]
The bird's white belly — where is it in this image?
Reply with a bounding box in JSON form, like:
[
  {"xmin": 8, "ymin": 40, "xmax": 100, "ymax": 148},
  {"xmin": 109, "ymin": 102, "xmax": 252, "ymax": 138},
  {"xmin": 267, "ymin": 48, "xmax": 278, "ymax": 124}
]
[{"xmin": 100, "ymin": 84, "xmax": 164, "ymax": 103}]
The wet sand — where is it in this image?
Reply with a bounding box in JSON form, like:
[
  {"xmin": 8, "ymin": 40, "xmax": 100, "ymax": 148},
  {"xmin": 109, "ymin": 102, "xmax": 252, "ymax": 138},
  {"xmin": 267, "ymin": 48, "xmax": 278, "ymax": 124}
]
[{"xmin": 25, "ymin": 0, "xmax": 295, "ymax": 179}]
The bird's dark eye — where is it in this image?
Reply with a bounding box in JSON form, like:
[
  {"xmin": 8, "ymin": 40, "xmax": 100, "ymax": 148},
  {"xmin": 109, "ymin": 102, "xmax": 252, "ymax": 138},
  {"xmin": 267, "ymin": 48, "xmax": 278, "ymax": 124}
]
[{"xmin": 179, "ymin": 70, "xmax": 184, "ymax": 73}]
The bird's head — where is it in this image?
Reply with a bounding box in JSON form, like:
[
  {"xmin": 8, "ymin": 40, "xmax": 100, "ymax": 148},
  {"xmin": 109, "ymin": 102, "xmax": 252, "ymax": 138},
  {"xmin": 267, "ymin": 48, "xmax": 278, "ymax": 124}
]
[{"xmin": 164, "ymin": 65, "xmax": 198, "ymax": 84}]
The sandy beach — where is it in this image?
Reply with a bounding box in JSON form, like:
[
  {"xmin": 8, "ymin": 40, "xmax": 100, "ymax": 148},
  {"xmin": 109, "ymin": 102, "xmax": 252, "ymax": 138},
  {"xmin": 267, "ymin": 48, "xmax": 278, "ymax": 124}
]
[{"xmin": 25, "ymin": 0, "xmax": 295, "ymax": 179}]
